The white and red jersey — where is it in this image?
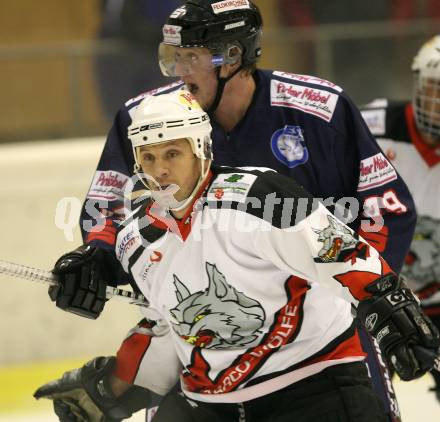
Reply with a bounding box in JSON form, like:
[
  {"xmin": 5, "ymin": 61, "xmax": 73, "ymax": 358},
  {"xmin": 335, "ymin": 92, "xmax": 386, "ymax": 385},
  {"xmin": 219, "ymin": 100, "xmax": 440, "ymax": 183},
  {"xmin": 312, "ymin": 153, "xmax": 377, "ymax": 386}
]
[
  {"xmin": 113, "ymin": 166, "xmax": 393, "ymax": 403},
  {"xmin": 361, "ymin": 100, "xmax": 440, "ymax": 316}
]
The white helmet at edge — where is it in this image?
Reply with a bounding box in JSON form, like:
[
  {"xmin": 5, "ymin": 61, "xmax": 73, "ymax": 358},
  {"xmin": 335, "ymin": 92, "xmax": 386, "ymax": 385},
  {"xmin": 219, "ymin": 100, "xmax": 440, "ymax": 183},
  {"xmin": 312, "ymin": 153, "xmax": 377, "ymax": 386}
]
[
  {"xmin": 128, "ymin": 90, "xmax": 213, "ymax": 211},
  {"xmin": 411, "ymin": 35, "xmax": 440, "ymax": 139}
]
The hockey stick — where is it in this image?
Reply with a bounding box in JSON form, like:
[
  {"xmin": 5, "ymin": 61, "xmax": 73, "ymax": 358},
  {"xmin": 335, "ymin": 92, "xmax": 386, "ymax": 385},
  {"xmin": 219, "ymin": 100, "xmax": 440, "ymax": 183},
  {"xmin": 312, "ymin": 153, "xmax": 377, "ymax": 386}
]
[{"xmin": 0, "ymin": 259, "xmax": 149, "ymax": 308}]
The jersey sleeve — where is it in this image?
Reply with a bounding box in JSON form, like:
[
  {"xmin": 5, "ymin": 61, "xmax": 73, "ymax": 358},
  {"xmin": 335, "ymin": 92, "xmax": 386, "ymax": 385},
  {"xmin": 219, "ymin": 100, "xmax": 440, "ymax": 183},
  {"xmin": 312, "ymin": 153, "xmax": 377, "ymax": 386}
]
[
  {"xmin": 252, "ymin": 201, "xmax": 395, "ymax": 305},
  {"xmin": 333, "ymin": 95, "xmax": 416, "ymax": 273},
  {"xmin": 80, "ymin": 108, "xmax": 135, "ymax": 250},
  {"xmin": 113, "ymin": 310, "xmax": 182, "ymax": 395}
]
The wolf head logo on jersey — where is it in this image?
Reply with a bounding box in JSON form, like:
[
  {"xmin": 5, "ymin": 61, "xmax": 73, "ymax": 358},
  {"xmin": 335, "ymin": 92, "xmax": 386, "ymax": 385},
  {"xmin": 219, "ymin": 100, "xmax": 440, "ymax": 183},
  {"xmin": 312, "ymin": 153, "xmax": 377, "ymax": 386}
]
[
  {"xmin": 313, "ymin": 215, "xmax": 369, "ymax": 264},
  {"xmin": 170, "ymin": 262, "xmax": 265, "ymax": 349}
]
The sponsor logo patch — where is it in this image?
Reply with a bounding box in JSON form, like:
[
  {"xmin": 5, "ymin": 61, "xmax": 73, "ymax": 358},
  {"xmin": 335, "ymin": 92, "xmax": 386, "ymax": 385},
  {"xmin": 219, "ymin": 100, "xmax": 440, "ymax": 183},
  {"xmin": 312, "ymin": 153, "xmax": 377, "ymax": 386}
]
[
  {"xmin": 271, "ymin": 125, "xmax": 308, "ymax": 168},
  {"xmin": 163, "ymin": 24, "xmax": 182, "ymax": 46},
  {"xmin": 365, "ymin": 313, "xmax": 378, "ymax": 331},
  {"xmin": 89, "ymin": 170, "xmax": 129, "ymax": 201},
  {"xmin": 361, "ymin": 109, "xmax": 386, "ymax": 136},
  {"xmin": 376, "ymin": 325, "xmax": 390, "ymax": 343},
  {"xmin": 273, "ymin": 71, "xmax": 343, "ymax": 92},
  {"xmin": 150, "ymin": 251, "xmax": 163, "ymax": 262},
  {"xmin": 224, "ymin": 20, "xmax": 246, "ymax": 31},
  {"xmin": 358, "ymin": 153, "xmax": 397, "ymax": 192},
  {"xmin": 116, "ymin": 228, "xmax": 139, "ymax": 262},
  {"xmin": 139, "ymin": 122, "xmax": 164, "ymax": 132},
  {"xmin": 170, "ymin": 6, "xmax": 187, "ymax": 19},
  {"xmin": 386, "ymin": 290, "xmax": 408, "ymax": 306},
  {"xmin": 207, "ymin": 173, "xmax": 257, "ymax": 203},
  {"xmin": 211, "ymin": 0, "xmax": 250, "ymax": 14},
  {"xmin": 179, "ymin": 91, "xmax": 201, "ymax": 109},
  {"xmin": 270, "ymin": 79, "xmax": 339, "ymax": 122}
]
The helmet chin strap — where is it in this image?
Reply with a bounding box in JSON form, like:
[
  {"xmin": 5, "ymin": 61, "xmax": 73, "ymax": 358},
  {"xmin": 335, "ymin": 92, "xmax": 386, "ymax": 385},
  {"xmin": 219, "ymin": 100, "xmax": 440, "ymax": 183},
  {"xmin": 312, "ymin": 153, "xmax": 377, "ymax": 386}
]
[
  {"xmin": 136, "ymin": 159, "xmax": 210, "ymax": 214},
  {"xmin": 168, "ymin": 159, "xmax": 210, "ymax": 213},
  {"xmin": 207, "ymin": 65, "xmax": 243, "ymax": 117}
]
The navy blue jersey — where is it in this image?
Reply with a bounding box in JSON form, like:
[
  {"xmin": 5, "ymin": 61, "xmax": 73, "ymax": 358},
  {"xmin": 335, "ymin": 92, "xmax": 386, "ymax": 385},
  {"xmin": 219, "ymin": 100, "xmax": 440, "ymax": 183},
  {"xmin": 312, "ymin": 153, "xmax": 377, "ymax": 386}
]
[{"xmin": 80, "ymin": 70, "xmax": 416, "ymax": 276}]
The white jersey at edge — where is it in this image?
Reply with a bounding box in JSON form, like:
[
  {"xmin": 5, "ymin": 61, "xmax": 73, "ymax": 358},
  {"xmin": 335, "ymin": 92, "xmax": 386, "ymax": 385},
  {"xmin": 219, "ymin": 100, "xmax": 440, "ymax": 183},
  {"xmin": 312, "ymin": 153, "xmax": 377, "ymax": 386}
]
[
  {"xmin": 361, "ymin": 100, "xmax": 440, "ymax": 314},
  {"xmin": 115, "ymin": 165, "xmax": 393, "ymax": 403}
]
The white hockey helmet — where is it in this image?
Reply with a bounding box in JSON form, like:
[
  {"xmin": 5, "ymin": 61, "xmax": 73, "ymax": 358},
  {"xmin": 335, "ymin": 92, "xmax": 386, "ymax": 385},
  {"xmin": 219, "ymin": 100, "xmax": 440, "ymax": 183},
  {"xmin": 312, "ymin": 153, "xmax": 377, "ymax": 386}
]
[
  {"xmin": 128, "ymin": 90, "xmax": 213, "ymax": 210},
  {"xmin": 411, "ymin": 35, "xmax": 440, "ymax": 139}
]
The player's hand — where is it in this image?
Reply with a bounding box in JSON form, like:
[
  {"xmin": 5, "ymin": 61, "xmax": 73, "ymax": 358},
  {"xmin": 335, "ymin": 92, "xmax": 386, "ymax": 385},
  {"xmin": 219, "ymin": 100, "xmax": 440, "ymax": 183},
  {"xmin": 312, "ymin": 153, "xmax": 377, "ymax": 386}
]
[
  {"xmin": 358, "ymin": 283, "xmax": 440, "ymax": 381},
  {"xmin": 50, "ymin": 245, "xmax": 111, "ymax": 319},
  {"xmin": 34, "ymin": 356, "xmax": 151, "ymax": 422}
]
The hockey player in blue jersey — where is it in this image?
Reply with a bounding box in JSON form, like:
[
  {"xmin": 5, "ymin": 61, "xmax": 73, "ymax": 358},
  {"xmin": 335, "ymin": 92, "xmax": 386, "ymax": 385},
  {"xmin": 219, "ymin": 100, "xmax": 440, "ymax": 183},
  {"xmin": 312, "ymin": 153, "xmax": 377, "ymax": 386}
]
[{"xmin": 38, "ymin": 1, "xmax": 420, "ymax": 421}]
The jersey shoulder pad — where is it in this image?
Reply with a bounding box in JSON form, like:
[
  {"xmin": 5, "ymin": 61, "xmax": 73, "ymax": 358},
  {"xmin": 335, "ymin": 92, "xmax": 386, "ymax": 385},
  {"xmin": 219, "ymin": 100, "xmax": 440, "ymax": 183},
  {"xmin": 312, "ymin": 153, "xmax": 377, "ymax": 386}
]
[{"xmin": 207, "ymin": 166, "xmax": 317, "ymax": 228}]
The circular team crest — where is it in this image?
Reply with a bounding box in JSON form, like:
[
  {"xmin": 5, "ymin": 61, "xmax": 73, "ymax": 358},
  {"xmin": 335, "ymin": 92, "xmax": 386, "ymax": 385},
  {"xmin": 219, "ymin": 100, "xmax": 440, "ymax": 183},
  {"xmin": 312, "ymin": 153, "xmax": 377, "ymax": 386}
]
[{"xmin": 270, "ymin": 125, "xmax": 309, "ymax": 168}]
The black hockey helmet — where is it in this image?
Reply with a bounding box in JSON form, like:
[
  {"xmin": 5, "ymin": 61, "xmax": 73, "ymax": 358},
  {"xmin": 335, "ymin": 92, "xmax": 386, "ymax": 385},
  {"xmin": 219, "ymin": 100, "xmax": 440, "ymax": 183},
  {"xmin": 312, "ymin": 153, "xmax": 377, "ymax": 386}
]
[{"xmin": 159, "ymin": 0, "xmax": 263, "ymax": 77}]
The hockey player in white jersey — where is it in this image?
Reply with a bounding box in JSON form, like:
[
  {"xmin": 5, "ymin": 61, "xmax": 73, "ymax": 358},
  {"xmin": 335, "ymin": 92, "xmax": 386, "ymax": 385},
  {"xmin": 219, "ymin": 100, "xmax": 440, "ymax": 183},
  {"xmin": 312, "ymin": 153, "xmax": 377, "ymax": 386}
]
[
  {"xmin": 361, "ymin": 35, "xmax": 440, "ymax": 400},
  {"xmin": 34, "ymin": 90, "xmax": 440, "ymax": 422}
]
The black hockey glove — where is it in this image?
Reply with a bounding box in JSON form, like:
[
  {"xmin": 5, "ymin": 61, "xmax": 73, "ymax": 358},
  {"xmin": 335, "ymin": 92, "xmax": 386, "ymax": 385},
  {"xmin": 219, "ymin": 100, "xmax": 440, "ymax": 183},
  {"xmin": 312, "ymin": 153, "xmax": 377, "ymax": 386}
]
[
  {"xmin": 50, "ymin": 245, "xmax": 114, "ymax": 319},
  {"xmin": 34, "ymin": 356, "xmax": 152, "ymax": 422},
  {"xmin": 357, "ymin": 275, "xmax": 440, "ymax": 381}
]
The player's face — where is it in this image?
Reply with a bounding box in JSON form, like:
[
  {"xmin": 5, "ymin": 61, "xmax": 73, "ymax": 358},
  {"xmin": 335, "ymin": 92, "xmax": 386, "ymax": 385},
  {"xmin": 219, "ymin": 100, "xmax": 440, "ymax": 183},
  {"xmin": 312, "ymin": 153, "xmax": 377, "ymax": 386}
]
[
  {"xmin": 417, "ymin": 77, "xmax": 440, "ymax": 144},
  {"xmin": 159, "ymin": 45, "xmax": 219, "ymax": 109},
  {"xmin": 159, "ymin": 45, "xmax": 238, "ymax": 111},
  {"xmin": 175, "ymin": 48, "xmax": 220, "ymax": 110},
  {"xmin": 138, "ymin": 138, "xmax": 200, "ymax": 203},
  {"xmin": 419, "ymin": 78, "xmax": 440, "ymax": 118}
]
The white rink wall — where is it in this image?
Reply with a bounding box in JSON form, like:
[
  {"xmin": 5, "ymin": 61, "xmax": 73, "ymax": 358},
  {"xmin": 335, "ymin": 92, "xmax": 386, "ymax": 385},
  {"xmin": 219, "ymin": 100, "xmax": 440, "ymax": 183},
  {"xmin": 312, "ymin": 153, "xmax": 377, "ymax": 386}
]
[{"xmin": 0, "ymin": 138, "xmax": 140, "ymax": 365}]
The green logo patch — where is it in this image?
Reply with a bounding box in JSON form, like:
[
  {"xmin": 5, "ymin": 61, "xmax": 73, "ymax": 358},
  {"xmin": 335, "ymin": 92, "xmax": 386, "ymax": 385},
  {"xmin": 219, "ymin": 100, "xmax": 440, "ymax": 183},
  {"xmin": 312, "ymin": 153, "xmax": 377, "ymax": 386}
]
[{"xmin": 225, "ymin": 174, "xmax": 244, "ymax": 183}]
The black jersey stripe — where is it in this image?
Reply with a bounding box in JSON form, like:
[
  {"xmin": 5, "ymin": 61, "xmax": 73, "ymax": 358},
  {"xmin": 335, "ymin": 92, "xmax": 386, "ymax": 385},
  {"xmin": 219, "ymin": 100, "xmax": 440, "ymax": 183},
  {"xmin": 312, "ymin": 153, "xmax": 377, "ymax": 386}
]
[{"xmin": 206, "ymin": 165, "xmax": 318, "ymax": 229}]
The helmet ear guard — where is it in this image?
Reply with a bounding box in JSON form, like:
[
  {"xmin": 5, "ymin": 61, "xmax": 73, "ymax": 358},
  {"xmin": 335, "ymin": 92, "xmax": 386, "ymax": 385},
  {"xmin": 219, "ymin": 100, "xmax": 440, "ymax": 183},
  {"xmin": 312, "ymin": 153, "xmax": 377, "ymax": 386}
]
[{"xmin": 225, "ymin": 44, "xmax": 243, "ymax": 65}]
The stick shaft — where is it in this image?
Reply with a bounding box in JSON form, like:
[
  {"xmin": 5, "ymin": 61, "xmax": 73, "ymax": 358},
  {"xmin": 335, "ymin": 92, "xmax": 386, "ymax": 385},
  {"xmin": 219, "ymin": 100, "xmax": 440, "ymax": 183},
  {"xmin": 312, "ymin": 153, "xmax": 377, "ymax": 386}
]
[{"xmin": 0, "ymin": 259, "xmax": 149, "ymax": 307}]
